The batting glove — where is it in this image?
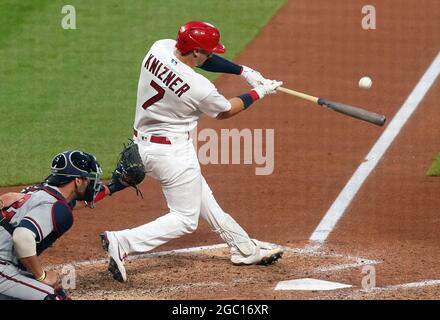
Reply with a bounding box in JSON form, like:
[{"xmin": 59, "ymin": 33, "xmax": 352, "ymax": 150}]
[
  {"xmin": 241, "ymin": 65, "xmax": 265, "ymax": 87},
  {"xmin": 253, "ymin": 79, "xmax": 283, "ymax": 99}
]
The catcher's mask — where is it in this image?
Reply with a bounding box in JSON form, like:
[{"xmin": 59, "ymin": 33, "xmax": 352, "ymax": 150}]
[{"xmin": 46, "ymin": 150, "xmax": 102, "ymax": 207}]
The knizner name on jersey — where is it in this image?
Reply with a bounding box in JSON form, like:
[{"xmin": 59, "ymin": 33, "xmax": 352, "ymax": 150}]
[{"xmin": 143, "ymin": 44, "xmax": 191, "ymax": 98}]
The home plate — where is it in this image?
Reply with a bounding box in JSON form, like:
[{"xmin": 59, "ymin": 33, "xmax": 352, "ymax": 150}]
[{"xmin": 275, "ymin": 278, "xmax": 353, "ymax": 291}]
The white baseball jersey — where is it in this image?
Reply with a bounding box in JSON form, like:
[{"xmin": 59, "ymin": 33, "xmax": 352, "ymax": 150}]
[{"xmin": 134, "ymin": 39, "xmax": 231, "ymax": 135}]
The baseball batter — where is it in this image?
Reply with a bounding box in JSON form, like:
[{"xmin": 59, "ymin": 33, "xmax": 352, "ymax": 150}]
[
  {"xmin": 0, "ymin": 148, "xmax": 144, "ymax": 300},
  {"xmin": 101, "ymin": 21, "xmax": 284, "ymax": 282}
]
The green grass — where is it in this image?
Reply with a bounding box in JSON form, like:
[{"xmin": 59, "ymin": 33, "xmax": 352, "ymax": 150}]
[
  {"xmin": 0, "ymin": 0, "xmax": 286, "ymax": 186},
  {"xmin": 427, "ymin": 153, "xmax": 440, "ymax": 176}
]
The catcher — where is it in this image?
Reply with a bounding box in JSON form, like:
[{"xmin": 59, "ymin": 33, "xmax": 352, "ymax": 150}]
[{"xmin": 0, "ymin": 144, "xmax": 145, "ymax": 300}]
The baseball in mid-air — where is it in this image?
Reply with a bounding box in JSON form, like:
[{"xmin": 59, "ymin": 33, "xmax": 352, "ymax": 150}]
[{"xmin": 358, "ymin": 76, "xmax": 372, "ymax": 89}]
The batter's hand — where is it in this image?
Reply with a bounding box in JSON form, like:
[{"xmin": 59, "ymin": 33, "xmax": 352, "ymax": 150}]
[
  {"xmin": 241, "ymin": 65, "xmax": 265, "ymax": 87},
  {"xmin": 253, "ymin": 79, "xmax": 283, "ymax": 99}
]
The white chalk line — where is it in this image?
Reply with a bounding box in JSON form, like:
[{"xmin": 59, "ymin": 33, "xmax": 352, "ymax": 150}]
[
  {"xmin": 347, "ymin": 280, "xmax": 440, "ymax": 298},
  {"xmin": 370, "ymin": 280, "xmax": 440, "ymax": 293},
  {"xmin": 46, "ymin": 243, "xmax": 228, "ymax": 270},
  {"xmin": 47, "ymin": 242, "xmax": 378, "ymax": 275},
  {"xmin": 282, "ymin": 246, "xmax": 381, "ymax": 272},
  {"xmin": 315, "ymin": 259, "xmax": 379, "ymax": 273},
  {"xmin": 310, "ymin": 51, "xmax": 440, "ymax": 243}
]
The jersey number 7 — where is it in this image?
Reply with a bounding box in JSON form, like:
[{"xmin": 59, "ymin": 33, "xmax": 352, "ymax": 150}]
[{"xmin": 142, "ymin": 80, "xmax": 165, "ymax": 109}]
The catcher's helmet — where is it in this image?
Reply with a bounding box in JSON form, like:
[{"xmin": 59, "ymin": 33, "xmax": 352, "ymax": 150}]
[
  {"xmin": 175, "ymin": 21, "xmax": 225, "ymax": 54},
  {"xmin": 46, "ymin": 150, "xmax": 102, "ymax": 207}
]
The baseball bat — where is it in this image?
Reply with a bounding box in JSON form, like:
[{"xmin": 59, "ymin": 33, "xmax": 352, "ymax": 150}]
[{"xmin": 277, "ymin": 86, "xmax": 386, "ymax": 126}]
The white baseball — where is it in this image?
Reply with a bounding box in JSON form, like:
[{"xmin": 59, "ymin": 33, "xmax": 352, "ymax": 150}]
[{"xmin": 359, "ymin": 76, "xmax": 372, "ymax": 89}]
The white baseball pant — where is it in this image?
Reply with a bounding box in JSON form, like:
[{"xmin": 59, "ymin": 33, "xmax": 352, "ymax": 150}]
[{"xmin": 113, "ymin": 134, "xmax": 255, "ymax": 256}]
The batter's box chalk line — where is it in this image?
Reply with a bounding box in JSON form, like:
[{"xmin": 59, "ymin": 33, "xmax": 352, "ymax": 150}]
[
  {"xmin": 367, "ymin": 280, "xmax": 440, "ymax": 293},
  {"xmin": 47, "ymin": 241, "xmax": 380, "ymax": 274},
  {"xmin": 342, "ymin": 280, "xmax": 440, "ymax": 298}
]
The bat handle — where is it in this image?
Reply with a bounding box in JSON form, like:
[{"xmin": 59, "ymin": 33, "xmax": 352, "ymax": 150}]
[{"xmin": 277, "ymin": 87, "xmax": 319, "ymax": 104}]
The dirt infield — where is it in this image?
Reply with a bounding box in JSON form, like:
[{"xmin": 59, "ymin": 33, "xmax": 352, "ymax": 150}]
[{"xmin": 2, "ymin": 0, "xmax": 440, "ymax": 299}]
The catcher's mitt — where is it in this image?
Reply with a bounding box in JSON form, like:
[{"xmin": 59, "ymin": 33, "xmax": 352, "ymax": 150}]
[{"xmin": 112, "ymin": 140, "xmax": 146, "ymax": 197}]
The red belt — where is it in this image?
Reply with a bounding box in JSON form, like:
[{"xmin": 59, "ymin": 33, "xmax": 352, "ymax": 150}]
[{"xmin": 133, "ymin": 129, "xmax": 171, "ymax": 145}]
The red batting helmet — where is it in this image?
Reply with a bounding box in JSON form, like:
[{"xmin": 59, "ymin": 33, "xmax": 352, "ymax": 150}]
[{"xmin": 175, "ymin": 21, "xmax": 226, "ymax": 54}]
